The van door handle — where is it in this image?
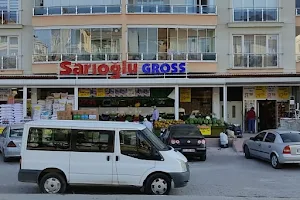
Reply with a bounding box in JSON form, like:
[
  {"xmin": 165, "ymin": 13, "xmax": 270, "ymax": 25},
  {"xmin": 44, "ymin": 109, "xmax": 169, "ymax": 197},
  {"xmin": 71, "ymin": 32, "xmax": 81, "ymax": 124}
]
[
  {"xmin": 258, "ymin": 143, "xmax": 261, "ymax": 146},
  {"xmin": 268, "ymin": 145, "xmax": 271, "ymax": 148},
  {"xmin": 116, "ymin": 156, "xmax": 119, "ymax": 161},
  {"xmin": 107, "ymin": 156, "xmax": 110, "ymax": 161}
]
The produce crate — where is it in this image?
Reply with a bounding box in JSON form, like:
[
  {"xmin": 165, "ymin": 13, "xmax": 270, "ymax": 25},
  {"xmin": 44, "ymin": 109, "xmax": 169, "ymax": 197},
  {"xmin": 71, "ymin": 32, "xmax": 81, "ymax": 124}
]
[{"xmin": 210, "ymin": 126, "xmax": 226, "ymax": 138}]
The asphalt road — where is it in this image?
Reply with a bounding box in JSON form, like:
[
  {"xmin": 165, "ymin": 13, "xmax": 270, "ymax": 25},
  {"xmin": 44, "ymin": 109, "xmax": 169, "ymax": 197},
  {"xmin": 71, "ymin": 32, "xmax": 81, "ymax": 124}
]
[{"xmin": 1, "ymin": 147, "xmax": 300, "ymax": 199}]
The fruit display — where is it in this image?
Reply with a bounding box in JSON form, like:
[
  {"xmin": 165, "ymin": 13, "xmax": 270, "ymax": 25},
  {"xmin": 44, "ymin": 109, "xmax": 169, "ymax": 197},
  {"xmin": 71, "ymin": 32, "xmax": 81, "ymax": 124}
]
[
  {"xmin": 185, "ymin": 116, "xmax": 224, "ymax": 127},
  {"xmin": 154, "ymin": 119, "xmax": 185, "ymax": 129}
]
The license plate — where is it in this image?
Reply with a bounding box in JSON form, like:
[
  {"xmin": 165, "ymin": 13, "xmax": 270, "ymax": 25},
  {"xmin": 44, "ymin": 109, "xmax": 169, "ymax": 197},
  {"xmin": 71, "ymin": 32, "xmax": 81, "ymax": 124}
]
[{"xmin": 182, "ymin": 149, "xmax": 195, "ymax": 153}]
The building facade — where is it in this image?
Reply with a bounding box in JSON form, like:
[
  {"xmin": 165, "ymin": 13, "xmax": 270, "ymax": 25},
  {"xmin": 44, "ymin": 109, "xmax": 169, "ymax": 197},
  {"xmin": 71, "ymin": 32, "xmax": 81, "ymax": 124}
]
[{"xmin": 0, "ymin": 0, "xmax": 300, "ymax": 132}]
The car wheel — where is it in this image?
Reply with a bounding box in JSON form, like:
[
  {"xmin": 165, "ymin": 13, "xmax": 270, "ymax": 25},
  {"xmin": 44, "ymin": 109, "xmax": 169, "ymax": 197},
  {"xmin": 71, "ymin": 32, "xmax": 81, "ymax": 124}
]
[
  {"xmin": 2, "ymin": 151, "xmax": 9, "ymax": 162},
  {"xmin": 244, "ymin": 145, "xmax": 252, "ymax": 159},
  {"xmin": 145, "ymin": 173, "xmax": 171, "ymax": 195},
  {"xmin": 271, "ymin": 154, "xmax": 282, "ymax": 169},
  {"xmin": 39, "ymin": 173, "xmax": 67, "ymax": 194},
  {"xmin": 199, "ymin": 155, "xmax": 206, "ymax": 161}
]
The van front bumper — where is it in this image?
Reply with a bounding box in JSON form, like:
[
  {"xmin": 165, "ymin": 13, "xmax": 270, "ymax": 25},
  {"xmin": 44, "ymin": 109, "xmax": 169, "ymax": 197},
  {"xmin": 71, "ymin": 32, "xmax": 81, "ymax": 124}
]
[
  {"xmin": 18, "ymin": 169, "xmax": 41, "ymax": 183},
  {"xmin": 169, "ymin": 165, "xmax": 190, "ymax": 188}
]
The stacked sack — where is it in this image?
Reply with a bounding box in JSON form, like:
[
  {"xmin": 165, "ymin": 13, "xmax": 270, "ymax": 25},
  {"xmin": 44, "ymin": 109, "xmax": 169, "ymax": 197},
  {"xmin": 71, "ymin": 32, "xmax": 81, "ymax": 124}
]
[
  {"xmin": 0, "ymin": 104, "xmax": 14, "ymax": 124},
  {"xmin": 13, "ymin": 103, "xmax": 23, "ymax": 123}
]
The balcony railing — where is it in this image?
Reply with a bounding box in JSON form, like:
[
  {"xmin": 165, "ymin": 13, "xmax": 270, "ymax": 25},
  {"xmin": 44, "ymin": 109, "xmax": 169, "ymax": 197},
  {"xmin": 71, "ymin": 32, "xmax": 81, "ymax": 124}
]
[
  {"xmin": 296, "ymin": 8, "xmax": 300, "ymax": 15},
  {"xmin": 0, "ymin": 56, "xmax": 20, "ymax": 70},
  {"xmin": 233, "ymin": 53, "xmax": 279, "ymax": 68},
  {"xmin": 126, "ymin": 4, "xmax": 217, "ymax": 14},
  {"xmin": 32, "ymin": 53, "xmax": 121, "ymax": 63},
  {"xmin": 0, "ymin": 10, "xmax": 20, "ymax": 25},
  {"xmin": 33, "ymin": 5, "xmax": 121, "ymax": 16},
  {"xmin": 127, "ymin": 52, "xmax": 217, "ymax": 61},
  {"xmin": 233, "ymin": 8, "xmax": 279, "ymax": 22}
]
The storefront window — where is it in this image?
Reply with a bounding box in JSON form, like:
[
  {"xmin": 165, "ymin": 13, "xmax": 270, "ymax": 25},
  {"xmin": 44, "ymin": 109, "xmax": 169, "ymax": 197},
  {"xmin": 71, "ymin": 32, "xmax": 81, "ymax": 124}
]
[
  {"xmin": 179, "ymin": 88, "xmax": 212, "ymax": 116},
  {"xmin": 127, "ymin": 27, "xmax": 216, "ymax": 61},
  {"xmin": 33, "ymin": 27, "xmax": 122, "ymax": 62}
]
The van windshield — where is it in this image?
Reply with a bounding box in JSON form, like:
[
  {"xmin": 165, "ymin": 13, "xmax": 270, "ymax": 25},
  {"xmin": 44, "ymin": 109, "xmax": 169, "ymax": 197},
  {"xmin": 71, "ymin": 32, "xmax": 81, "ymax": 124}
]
[{"xmin": 141, "ymin": 128, "xmax": 169, "ymax": 151}]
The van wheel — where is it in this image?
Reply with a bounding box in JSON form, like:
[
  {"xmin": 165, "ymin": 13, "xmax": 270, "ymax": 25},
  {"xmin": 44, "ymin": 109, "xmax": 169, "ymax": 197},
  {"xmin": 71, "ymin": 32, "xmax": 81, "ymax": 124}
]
[
  {"xmin": 39, "ymin": 173, "xmax": 67, "ymax": 194},
  {"xmin": 145, "ymin": 173, "xmax": 171, "ymax": 195}
]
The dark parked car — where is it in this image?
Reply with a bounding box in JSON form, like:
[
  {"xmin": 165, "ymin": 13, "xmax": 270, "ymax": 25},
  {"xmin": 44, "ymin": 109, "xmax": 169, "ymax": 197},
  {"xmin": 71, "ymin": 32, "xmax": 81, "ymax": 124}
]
[{"xmin": 160, "ymin": 124, "xmax": 206, "ymax": 161}]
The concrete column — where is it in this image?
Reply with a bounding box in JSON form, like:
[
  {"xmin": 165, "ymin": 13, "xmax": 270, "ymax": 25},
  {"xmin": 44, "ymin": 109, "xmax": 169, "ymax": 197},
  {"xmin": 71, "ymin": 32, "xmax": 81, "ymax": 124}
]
[
  {"xmin": 74, "ymin": 87, "xmax": 79, "ymax": 110},
  {"xmin": 174, "ymin": 86, "xmax": 179, "ymax": 120},
  {"xmin": 212, "ymin": 87, "xmax": 220, "ymax": 119},
  {"xmin": 31, "ymin": 88, "xmax": 37, "ymax": 105},
  {"xmin": 23, "ymin": 86, "xmax": 27, "ymax": 117},
  {"xmin": 223, "ymin": 85, "xmax": 228, "ymax": 123}
]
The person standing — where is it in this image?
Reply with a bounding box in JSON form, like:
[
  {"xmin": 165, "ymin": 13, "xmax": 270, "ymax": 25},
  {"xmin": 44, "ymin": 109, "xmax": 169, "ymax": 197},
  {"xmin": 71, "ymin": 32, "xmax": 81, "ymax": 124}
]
[
  {"xmin": 152, "ymin": 106, "xmax": 159, "ymax": 123},
  {"xmin": 143, "ymin": 118, "xmax": 153, "ymax": 132},
  {"xmin": 247, "ymin": 107, "xmax": 256, "ymax": 133}
]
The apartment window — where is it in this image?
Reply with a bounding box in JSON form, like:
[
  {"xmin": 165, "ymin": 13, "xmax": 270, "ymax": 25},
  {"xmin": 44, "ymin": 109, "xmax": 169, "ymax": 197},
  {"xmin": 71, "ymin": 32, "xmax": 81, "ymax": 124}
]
[
  {"xmin": 127, "ymin": 0, "xmax": 216, "ymax": 14},
  {"xmin": 0, "ymin": 36, "xmax": 18, "ymax": 69},
  {"xmin": 33, "ymin": 28, "xmax": 121, "ymax": 62},
  {"xmin": 233, "ymin": 34, "xmax": 278, "ymax": 68},
  {"xmin": 127, "ymin": 27, "xmax": 216, "ymax": 61},
  {"xmin": 27, "ymin": 127, "xmax": 71, "ymax": 151},
  {"xmin": 33, "ymin": 0, "xmax": 121, "ymax": 15},
  {"xmin": 233, "ymin": 0, "xmax": 279, "ymax": 22},
  {"xmin": 0, "ymin": 0, "xmax": 19, "ymax": 24}
]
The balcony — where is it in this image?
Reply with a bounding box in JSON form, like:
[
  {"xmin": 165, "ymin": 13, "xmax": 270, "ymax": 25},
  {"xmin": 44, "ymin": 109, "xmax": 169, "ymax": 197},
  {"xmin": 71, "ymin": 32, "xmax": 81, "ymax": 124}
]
[
  {"xmin": 127, "ymin": 52, "xmax": 217, "ymax": 61},
  {"xmin": 296, "ymin": 8, "xmax": 300, "ymax": 15},
  {"xmin": 0, "ymin": 56, "xmax": 20, "ymax": 70},
  {"xmin": 233, "ymin": 53, "xmax": 279, "ymax": 68},
  {"xmin": 232, "ymin": 8, "xmax": 279, "ymax": 22},
  {"xmin": 32, "ymin": 53, "xmax": 121, "ymax": 63},
  {"xmin": 0, "ymin": 10, "xmax": 20, "ymax": 25},
  {"xmin": 33, "ymin": 5, "xmax": 121, "ymax": 16},
  {"xmin": 126, "ymin": 4, "xmax": 216, "ymax": 14}
]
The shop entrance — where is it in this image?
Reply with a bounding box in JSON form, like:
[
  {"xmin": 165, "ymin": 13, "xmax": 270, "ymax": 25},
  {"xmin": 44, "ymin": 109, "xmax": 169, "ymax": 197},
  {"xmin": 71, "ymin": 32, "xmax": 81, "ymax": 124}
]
[{"xmin": 258, "ymin": 100, "xmax": 276, "ymax": 131}]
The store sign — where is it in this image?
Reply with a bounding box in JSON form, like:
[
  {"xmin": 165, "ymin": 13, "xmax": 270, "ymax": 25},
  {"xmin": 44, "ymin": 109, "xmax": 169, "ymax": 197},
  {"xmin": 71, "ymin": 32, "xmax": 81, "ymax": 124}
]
[
  {"xmin": 60, "ymin": 61, "xmax": 138, "ymax": 79},
  {"xmin": 180, "ymin": 88, "xmax": 191, "ymax": 103},
  {"xmin": 199, "ymin": 126, "xmax": 211, "ymax": 136},
  {"xmin": 277, "ymin": 87, "xmax": 290, "ymax": 100},
  {"xmin": 142, "ymin": 62, "xmax": 186, "ymax": 74},
  {"xmin": 60, "ymin": 61, "xmax": 187, "ymax": 78},
  {"xmin": 255, "ymin": 86, "xmax": 267, "ymax": 99}
]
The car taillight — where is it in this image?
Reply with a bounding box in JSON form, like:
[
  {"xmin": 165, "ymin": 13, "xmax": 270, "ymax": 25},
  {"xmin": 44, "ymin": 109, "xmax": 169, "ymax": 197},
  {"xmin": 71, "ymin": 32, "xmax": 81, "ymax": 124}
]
[
  {"xmin": 283, "ymin": 146, "xmax": 291, "ymax": 154},
  {"xmin": 175, "ymin": 140, "xmax": 180, "ymax": 144},
  {"xmin": 7, "ymin": 141, "xmax": 16, "ymax": 147},
  {"xmin": 197, "ymin": 139, "xmax": 206, "ymax": 145}
]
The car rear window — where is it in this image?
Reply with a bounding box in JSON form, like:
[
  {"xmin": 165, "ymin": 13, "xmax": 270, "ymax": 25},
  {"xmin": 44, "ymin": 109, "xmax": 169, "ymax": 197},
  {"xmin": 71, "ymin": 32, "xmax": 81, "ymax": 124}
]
[
  {"xmin": 171, "ymin": 126, "xmax": 202, "ymax": 137},
  {"xmin": 10, "ymin": 129, "xmax": 23, "ymax": 137},
  {"xmin": 280, "ymin": 133, "xmax": 300, "ymax": 143}
]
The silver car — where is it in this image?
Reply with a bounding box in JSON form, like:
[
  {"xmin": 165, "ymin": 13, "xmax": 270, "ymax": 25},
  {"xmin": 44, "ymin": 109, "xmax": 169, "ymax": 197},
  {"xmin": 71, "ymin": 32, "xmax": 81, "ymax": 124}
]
[
  {"xmin": 0, "ymin": 124, "xmax": 24, "ymax": 162},
  {"xmin": 243, "ymin": 129, "xmax": 300, "ymax": 169}
]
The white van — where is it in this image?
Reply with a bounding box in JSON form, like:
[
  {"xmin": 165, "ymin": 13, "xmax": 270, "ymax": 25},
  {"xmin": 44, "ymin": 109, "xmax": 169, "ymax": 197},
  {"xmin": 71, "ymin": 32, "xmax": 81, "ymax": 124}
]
[{"xmin": 18, "ymin": 120, "xmax": 189, "ymax": 195}]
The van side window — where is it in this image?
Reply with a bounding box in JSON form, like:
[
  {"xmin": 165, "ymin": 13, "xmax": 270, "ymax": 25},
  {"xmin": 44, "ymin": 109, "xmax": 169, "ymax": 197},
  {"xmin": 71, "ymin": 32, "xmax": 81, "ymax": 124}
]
[
  {"xmin": 74, "ymin": 129, "xmax": 114, "ymax": 153},
  {"xmin": 119, "ymin": 130, "xmax": 153, "ymax": 160},
  {"xmin": 27, "ymin": 128, "xmax": 71, "ymax": 151}
]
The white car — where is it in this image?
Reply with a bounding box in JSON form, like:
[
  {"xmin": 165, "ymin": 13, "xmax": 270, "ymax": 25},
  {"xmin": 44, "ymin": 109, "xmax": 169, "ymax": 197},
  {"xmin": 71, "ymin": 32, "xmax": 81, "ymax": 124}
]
[
  {"xmin": 0, "ymin": 124, "xmax": 24, "ymax": 162},
  {"xmin": 243, "ymin": 129, "xmax": 300, "ymax": 169},
  {"xmin": 18, "ymin": 120, "xmax": 190, "ymax": 195}
]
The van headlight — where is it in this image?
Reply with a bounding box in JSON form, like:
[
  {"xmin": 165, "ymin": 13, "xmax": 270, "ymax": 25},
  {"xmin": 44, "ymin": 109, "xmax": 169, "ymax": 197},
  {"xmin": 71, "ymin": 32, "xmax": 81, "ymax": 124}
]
[{"xmin": 179, "ymin": 160, "xmax": 187, "ymax": 172}]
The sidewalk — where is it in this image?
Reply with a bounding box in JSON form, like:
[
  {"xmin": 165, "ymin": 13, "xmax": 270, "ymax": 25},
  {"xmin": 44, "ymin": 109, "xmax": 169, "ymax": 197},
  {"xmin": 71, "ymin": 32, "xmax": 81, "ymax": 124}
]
[
  {"xmin": 232, "ymin": 133, "xmax": 253, "ymax": 153},
  {"xmin": 0, "ymin": 194, "xmax": 297, "ymax": 200}
]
